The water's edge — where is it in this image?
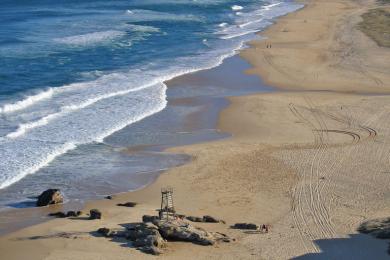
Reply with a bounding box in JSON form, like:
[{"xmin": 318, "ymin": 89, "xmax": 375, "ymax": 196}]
[{"xmin": 0, "ymin": 2, "xmax": 304, "ymax": 236}]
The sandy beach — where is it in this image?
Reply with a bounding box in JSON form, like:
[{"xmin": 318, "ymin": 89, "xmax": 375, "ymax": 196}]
[{"xmin": 1, "ymin": 0, "xmax": 390, "ymax": 259}]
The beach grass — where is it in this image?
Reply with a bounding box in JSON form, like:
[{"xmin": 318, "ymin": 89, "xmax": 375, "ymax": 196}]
[{"xmin": 358, "ymin": 8, "xmax": 390, "ymax": 48}]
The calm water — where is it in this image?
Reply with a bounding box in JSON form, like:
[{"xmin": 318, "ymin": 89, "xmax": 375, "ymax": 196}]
[{"xmin": 0, "ymin": 0, "xmax": 302, "ymax": 208}]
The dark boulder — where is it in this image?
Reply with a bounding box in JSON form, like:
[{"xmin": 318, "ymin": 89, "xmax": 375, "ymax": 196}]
[
  {"xmin": 203, "ymin": 215, "xmax": 223, "ymax": 223},
  {"xmin": 36, "ymin": 189, "xmax": 63, "ymax": 207},
  {"xmin": 117, "ymin": 202, "xmax": 137, "ymax": 207},
  {"xmin": 232, "ymin": 223, "xmax": 259, "ymax": 230},
  {"xmin": 89, "ymin": 209, "xmax": 102, "ymax": 220},
  {"xmin": 142, "ymin": 215, "xmax": 159, "ymax": 223},
  {"xmin": 186, "ymin": 216, "xmax": 204, "ymax": 222},
  {"xmin": 66, "ymin": 211, "xmax": 78, "ymax": 217},
  {"xmin": 48, "ymin": 211, "xmax": 66, "ymax": 218},
  {"xmin": 97, "ymin": 227, "xmax": 113, "ymax": 237}
]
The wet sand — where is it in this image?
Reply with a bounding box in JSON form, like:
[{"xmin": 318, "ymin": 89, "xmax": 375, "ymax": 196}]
[{"xmin": 1, "ymin": 0, "xmax": 390, "ymax": 259}]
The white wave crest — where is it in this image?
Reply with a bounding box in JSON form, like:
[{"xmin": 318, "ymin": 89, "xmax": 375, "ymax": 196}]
[
  {"xmin": 127, "ymin": 24, "xmax": 160, "ymax": 33},
  {"xmin": 231, "ymin": 5, "xmax": 243, "ymax": 11},
  {"xmin": 263, "ymin": 2, "xmax": 282, "ymax": 10},
  {"xmin": 0, "ymin": 142, "xmax": 77, "ymax": 190},
  {"xmin": 6, "ymin": 83, "xmax": 159, "ymax": 139},
  {"xmin": 219, "ymin": 30, "xmax": 259, "ymax": 40},
  {"xmin": 95, "ymin": 82, "xmax": 168, "ymax": 143},
  {"xmin": 0, "ymin": 88, "xmax": 54, "ymax": 114}
]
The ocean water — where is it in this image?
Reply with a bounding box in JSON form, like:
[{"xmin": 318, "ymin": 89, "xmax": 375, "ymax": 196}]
[{"xmin": 0, "ymin": 0, "xmax": 302, "ymax": 207}]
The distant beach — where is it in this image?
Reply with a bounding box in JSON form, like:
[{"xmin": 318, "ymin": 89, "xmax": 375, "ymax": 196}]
[{"xmin": 1, "ymin": 0, "xmax": 390, "ymax": 259}]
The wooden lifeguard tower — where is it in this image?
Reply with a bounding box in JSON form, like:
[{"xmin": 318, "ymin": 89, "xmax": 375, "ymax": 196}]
[{"xmin": 159, "ymin": 187, "xmax": 175, "ymax": 220}]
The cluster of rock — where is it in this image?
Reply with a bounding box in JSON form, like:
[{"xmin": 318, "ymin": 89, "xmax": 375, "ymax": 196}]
[
  {"xmin": 126, "ymin": 222, "xmax": 166, "ymax": 255},
  {"xmin": 48, "ymin": 211, "xmax": 82, "ymax": 218},
  {"xmin": 186, "ymin": 215, "xmax": 225, "ymax": 224},
  {"xmin": 97, "ymin": 215, "xmax": 233, "ymax": 255},
  {"xmin": 48, "ymin": 208, "xmax": 102, "ymax": 220},
  {"xmin": 154, "ymin": 218, "xmax": 229, "ymax": 246}
]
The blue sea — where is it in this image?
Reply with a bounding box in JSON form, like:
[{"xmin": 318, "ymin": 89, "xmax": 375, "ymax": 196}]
[{"xmin": 0, "ymin": 0, "xmax": 302, "ymax": 208}]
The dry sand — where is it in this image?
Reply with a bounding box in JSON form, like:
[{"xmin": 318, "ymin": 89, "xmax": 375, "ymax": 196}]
[
  {"xmin": 241, "ymin": 0, "xmax": 390, "ymax": 93},
  {"xmin": 1, "ymin": 0, "xmax": 390, "ymax": 259}
]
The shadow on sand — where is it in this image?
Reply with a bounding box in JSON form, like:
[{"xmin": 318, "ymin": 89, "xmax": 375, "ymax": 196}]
[
  {"xmin": 295, "ymin": 217, "xmax": 390, "ymax": 260},
  {"xmin": 293, "ymin": 233, "xmax": 389, "ymax": 260},
  {"xmin": 15, "ymin": 231, "xmax": 89, "ymax": 241}
]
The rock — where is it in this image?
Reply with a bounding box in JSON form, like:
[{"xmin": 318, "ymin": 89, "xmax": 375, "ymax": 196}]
[
  {"xmin": 89, "ymin": 209, "xmax": 102, "ymax": 220},
  {"xmin": 142, "ymin": 215, "xmax": 159, "ymax": 223},
  {"xmin": 214, "ymin": 232, "xmax": 234, "ymax": 243},
  {"xmin": 203, "ymin": 215, "xmax": 222, "ymax": 223},
  {"xmin": 154, "ymin": 219, "xmax": 215, "ymax": 246},
  {"xmin": 36, "ymin": 189, "xmax": 63, "ymax": 207},
  {"xmin": 141, "ymin": 246, "xmax": 162, "ymax": 255},
  {"xmin": 66, "ymin": 211, "xmax": 78, "ymax": 217},
  {"xmin": 359, "ymin": 217, "xmax": 390, "ymax": 239},
  {"xmin": 133, "ymin": 234, "xmax": 165, "ymax": 248},
  {"xmin": 186, "ymin": 216, "xmax": 204, "ymax": 222},
  {"xmin": 125, "ymin": 222, "xmax": 166, "ymax": 255},
  {"xmin": 117, "ymin": 202, "xmax": 137, "ymax": 207},
  {"xmin": 126, "ymin": 223, "xmax": 160, "ymax": 241},
  {"xmin": 232, "ymin": 223, "xmax": 259, "ymax": 230},
  {"xmin": 97, "ymin": 227, "xmax": 113, "ymax": 237},
  {"xmin": 48, "ymin": 211, "xmax": 66, "ymax": 218}
]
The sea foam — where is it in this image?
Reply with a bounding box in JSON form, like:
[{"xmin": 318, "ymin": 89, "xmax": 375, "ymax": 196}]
[
  {"xmin": 231, "ymin": 5, "xmax": 243, "ymax": 11},
  {"xmin": 0, "ymin": 88, "xmax": 54, "ymax": 114},
  {"xmin": 217, "ymin": 1, "xmax": 302, "ymax": 40},
  {"xmin": 54, "ymin": 30, "xmax": 126, "ymax": 46}
]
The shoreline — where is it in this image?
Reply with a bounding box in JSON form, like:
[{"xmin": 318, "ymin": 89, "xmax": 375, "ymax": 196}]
[
  {"xmin": 1, "ymin": 0, "xmax": 390, "ymax": 259},
  {"xmin": 0, "ymin": 55, "xmax": 267, "ymax": 236}
]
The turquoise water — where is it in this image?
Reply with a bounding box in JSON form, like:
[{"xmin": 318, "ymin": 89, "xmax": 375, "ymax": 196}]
[{"xmin": 0, "ymin": 0, "xmax": 302, "ymax": 206}]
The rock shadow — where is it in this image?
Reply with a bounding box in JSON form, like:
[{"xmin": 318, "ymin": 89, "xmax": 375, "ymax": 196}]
[{"xmin": 15, "ymin": 231, "xmax": 88, "ymax": 241}]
